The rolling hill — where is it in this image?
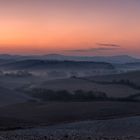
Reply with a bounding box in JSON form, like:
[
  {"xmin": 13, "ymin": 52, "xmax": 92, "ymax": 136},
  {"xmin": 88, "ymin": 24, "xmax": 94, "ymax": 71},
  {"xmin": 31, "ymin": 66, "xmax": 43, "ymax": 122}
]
[
  {"xmin": 25, "ymin": 77, "xmax": 140, "ymax": 98},
  {"xmin": 0, "ymin": 54, "xmax": 139, "ymax": 64},
  {"xmin": 0, "ymin": 86, "xmax": 29, "ymax": 106},
  {"xmin": 89, "ymin": 70, "xmax": 140, "ymax": 85},
  {"xmin": 0, "ymin": 60, "xmax": 114, "ymax": 70}
]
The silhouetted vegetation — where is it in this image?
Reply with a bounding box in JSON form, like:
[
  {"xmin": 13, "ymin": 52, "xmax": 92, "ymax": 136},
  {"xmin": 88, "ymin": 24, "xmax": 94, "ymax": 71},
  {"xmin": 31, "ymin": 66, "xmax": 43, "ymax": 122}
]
[
  {"xmin": 25, "ymin": 87, "xmax": 140, "ymax": 102},
  {"xmin": 28, "ymin": 89, "xmax": 108, "ymax": 101}
]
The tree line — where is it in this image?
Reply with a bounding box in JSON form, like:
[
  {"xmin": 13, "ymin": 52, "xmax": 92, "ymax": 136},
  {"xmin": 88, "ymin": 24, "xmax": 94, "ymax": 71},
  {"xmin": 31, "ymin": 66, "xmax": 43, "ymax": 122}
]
[{"xmin": 28, "ymin": 89, "xmax": 108, "ymax": 101}]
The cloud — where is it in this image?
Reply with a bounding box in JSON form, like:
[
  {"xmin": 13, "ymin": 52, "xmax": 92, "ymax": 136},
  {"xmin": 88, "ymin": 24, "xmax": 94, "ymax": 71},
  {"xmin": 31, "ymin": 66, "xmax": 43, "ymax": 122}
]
[
  {"xmin": 66, "ymin": 47, "xmax": 117, "ymax": 52},
  {"xmin": 65, "ymin": 43, "xmax": 121, "ymax": 53},
  {"xmin": 96, "ymin": 43, "xmax": 121, "ymax": 48}
]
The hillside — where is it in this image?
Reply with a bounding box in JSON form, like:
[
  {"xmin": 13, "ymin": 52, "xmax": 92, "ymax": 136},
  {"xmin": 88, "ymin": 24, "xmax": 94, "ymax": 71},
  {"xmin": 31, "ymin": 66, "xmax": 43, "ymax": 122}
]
[
  {"xmin": 43, "ymin": 54, "xmax": 140, "ymax": 64},
  {"xmin": 0, "ymin": 86, "xmax": 29, "ymax": 106},
  {"xmin": 0, "ymin": 54, "xmax": 139, "ymax": 64},
  {"xmin": 89, "ymin": 70, "xmax": 140, "ymax": 85},
  {"xmin": 24, "ymin": 77, "xmax": 140, "ymax": 98},
  {"xmin": 0, "ymin": 60, "xmax": 114, "ymax": 70}
]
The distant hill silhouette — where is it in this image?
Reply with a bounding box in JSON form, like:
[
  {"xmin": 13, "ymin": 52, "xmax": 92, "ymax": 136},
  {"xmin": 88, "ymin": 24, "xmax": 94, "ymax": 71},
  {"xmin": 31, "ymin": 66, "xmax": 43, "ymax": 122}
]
[
  {"xmin": 42, "ymin": 54, "xmax": 140, "ymax": 64},
  {"xmin": 0, "ymin": 54, "xmax": 139, "ymax": 64},
  {"xmin": 0, "ymin": 60, "xmax": 114, "ymax": 70}
]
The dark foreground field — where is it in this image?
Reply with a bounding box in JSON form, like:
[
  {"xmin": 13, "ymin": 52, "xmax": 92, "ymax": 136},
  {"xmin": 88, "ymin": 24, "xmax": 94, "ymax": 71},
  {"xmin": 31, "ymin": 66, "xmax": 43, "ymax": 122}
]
[
  {"xmin": 0, "ymin": 101, "xmax": 140, "ymax": 130},
  {"xmin": 0, "ymin": 101, "xmax": 140, "ymax": 139},
  {"xmin": 1, "ymin": 116, "xmax": 140, "ymax": 139}
]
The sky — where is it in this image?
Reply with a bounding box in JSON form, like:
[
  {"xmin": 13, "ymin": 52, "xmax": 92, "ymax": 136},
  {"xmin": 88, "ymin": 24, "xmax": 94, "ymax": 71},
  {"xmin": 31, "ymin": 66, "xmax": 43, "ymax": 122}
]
[{"xmin": 0, "ymin": 0, "xmax": 140, "ymax": 56}]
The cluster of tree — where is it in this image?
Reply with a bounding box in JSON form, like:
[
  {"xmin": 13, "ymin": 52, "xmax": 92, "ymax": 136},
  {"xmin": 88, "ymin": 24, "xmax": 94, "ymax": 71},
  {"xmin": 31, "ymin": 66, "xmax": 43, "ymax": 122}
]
[
  {"xmin": 28, "ymin": 89, "xmax": 108, "ymax": 101},
  {"xmin": 26, "ymin": 88, "xmax": 140, "ymax": 102}
]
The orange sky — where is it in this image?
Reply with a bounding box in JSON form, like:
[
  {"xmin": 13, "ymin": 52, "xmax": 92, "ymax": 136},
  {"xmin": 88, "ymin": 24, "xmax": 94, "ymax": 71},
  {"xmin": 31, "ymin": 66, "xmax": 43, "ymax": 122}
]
[{"xmin": 0, "ymin": 0, "xmax": 140, "ymax": 56}]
